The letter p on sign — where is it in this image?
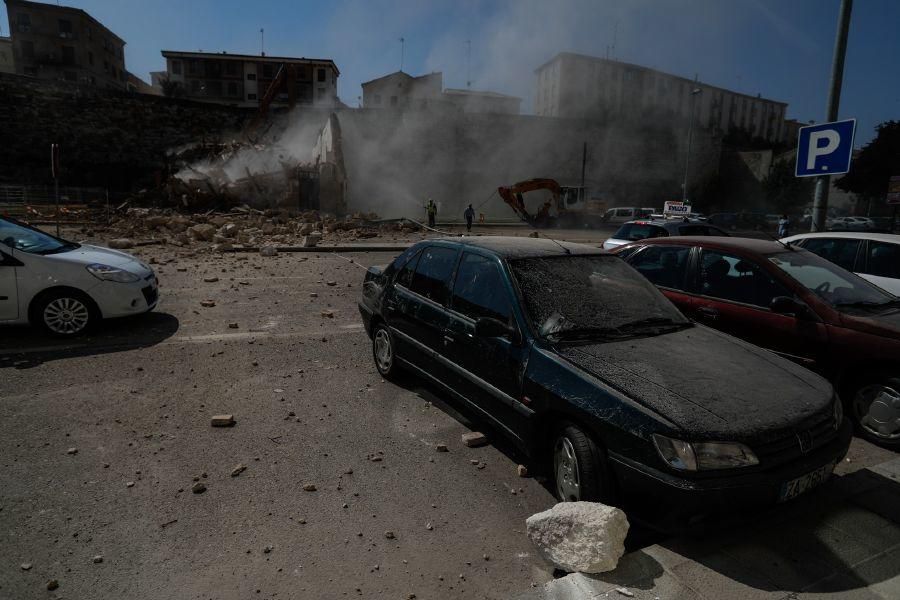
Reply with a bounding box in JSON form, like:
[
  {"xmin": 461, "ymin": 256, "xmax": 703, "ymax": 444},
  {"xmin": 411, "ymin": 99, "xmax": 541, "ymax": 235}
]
[{"xmin": 795, "ymin": 119, "xmax": 856, "ymax": 178}]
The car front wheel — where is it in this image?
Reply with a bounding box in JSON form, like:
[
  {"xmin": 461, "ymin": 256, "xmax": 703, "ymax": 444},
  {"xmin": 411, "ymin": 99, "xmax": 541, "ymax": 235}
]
[
  {"xmin": 372, "ymin": 323, "xmax": 401, "ymax": 379},
  {"xmin": 34, "ymin": 290, "xmax": 97, "ymax": 336},
  {"xmin": 552, "ymin": 423, "xmax": 614, "ymax": 503},
  {"xmin": 852, "ymin": 377, "xmax": 900, "ymax": 447}
]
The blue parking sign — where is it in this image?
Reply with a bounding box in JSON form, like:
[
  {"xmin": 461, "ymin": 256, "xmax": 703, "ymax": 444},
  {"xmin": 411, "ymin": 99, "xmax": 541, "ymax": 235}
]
[{"xmin": 795, "ymin": 119, "xmax": 856, "ymax": 177}]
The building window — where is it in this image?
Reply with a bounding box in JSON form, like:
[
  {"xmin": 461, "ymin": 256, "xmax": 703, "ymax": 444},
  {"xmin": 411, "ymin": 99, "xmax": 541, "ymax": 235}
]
[
  {"xmin": 17, "ymin": 13, "xmax": 31, "ymax": 31},
  {"xmin": 88, "ymin": 51, "xmax": 93, "ymax": 66},
  {"xmin": 62, "ymin": 46, "xmax": 75, "ymax": 66},
  {"xmin": 224, "ymin": 61, "xmax": 237, "ymax": 75},
  {"xmin": 187, "ymin": 60, "xmax": 198, "ymax": 75},
  {"xmin": 87, "ymin": 27, "xmax": 93, "ymax": 40},
  {"xmin": 247, "ymin": 93, "xmax": 257, "ymax": 100},
  {"xmin": 317, "ymin": 68, "xmax": 326, "ymax": 82},
  {"xmin": 59, "ymin": 19, "xmax": 73, "ymax": 36},
  {"xmin": 227, "ymin": 81, "xmax": 238, "ymax": 96},
  {"xmin": 246, "ymin": 73, "xmax": 256, "ymax": 80},
  {"xmin": 262, "ymin": 64, "xmax": 274, "ymax": 78},
  {"xmin": 21, "ymin": 40, "xmax": 34, "ymax": 59},
  {"xmin": 103, "ymin": 60, "xmax": 109, "ymax": 72},
  {"xmin": 172, "ymin": 60, "xmax": 182, "ymax": 75}
]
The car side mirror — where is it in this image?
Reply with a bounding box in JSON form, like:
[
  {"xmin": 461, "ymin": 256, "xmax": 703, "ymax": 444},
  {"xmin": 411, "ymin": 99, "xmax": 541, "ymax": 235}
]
[
  {"xmin": 770, "ymin": 296, "xmax": 809, "ymax": 318},
  {"xmin": 475, "ymin": 317, "xmax": 516, "ymax": 340}
]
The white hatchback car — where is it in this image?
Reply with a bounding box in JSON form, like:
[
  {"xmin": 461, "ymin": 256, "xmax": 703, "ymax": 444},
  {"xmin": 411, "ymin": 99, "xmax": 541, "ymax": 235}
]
[
  {"xmin": 781, "ymin": 231, "xmax": 900, "ymax": 296},
  {"xmin": 0, "ymin": 217, "xmax": 158, "ymax": 335}
]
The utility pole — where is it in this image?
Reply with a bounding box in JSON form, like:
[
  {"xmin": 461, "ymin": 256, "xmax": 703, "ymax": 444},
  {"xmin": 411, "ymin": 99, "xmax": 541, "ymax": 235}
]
[
  {"xmin": 682, "ymin": 78, "xmax": 702, "ymax": 203},
  {"xmin": 811, "ymin": 0, "xmax": 853, "ymax": 232},
  {"xmin": 399, "ymin": 37, "xmax": 405, "ymax": 72},
  {"xmin": 466, "ymin": 39, "xmax": 471, "ymax": 89}
]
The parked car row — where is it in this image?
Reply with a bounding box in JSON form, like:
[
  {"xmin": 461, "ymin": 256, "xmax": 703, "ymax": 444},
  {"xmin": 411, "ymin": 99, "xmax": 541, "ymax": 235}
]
[{"xmin": 359, "ymin": 236, "xmax": 852, "ymax": 530}]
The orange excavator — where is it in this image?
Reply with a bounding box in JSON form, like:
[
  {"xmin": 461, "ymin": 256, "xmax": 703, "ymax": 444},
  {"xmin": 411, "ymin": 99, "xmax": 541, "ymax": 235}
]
[{"xmin": 498, "ymin": 178, "xmax": 605, "ymax": 228}]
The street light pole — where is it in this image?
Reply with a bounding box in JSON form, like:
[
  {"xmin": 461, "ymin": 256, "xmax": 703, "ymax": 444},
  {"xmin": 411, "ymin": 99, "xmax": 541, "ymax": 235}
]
[
  {"xmin": 811, "ymin": 0, "xmax": 853, "ymax": 231},
  {"xmin": 682, "ymin": 84, "xmax": 702, "ymax": 203}
]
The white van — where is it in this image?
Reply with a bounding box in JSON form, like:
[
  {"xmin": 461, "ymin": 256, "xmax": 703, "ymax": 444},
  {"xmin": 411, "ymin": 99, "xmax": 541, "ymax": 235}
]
[{"xmin": 602, "ymin": 207, "xmax": 647, "ymax": 224}]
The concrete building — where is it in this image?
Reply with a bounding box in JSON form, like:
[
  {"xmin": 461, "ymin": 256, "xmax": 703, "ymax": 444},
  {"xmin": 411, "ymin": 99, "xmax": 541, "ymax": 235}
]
[
  {"xmin": 0, "ymin": 36, "xmax": 14, "ymax": 73},
  {"xmin": 4, "ymin": 0, "xmax": 126, "ymax": 89},
  {"xmin": 362, "ymin": 71, "xmax": 443, "ymax": 109},
  {"xmin": 126, "ymin": 71, "xmax": 156, "ymax": 95},
  {"xmin": 535, "ymin": 52, "xmax": 789, "ymax": 144},
  {"xmin": 160, "ymin": 50, "xmax": 339, "ymax": 108},
  {"xmin": 362, "ymin": 70, "xmax": 521, "ymax": 114}
]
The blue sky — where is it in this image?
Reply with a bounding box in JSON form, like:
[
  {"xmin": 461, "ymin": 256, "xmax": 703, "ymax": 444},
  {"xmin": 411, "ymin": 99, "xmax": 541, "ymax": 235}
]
[{"xmin": 3, "ymin": 0, "xmax": 897, "ymax": 144}]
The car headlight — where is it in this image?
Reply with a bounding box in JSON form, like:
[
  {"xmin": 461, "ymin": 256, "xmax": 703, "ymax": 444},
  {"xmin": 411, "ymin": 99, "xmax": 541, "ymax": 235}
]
[
  {"xmin": 833, "ymin": 395, "xmax": 844, "ymax": 430},
  {"xmin": 86, "ymin": 263, "xmax": 141, "ymax": 283},
  {"xmin": 652, "ymin": 434, "xmax": 759, "ymax": 471}
]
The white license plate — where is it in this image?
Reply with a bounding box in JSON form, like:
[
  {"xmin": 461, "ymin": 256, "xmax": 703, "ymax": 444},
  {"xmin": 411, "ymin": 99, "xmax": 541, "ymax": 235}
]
[{"xmin": 779, "ymin": 462, "xmax": 834, "ymax": 502}]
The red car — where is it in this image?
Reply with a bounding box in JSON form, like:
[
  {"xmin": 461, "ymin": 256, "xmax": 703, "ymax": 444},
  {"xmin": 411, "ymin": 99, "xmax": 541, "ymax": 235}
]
[{"xmin": 613, "ymin": 237, "xmax": 900, "ymax": 448}]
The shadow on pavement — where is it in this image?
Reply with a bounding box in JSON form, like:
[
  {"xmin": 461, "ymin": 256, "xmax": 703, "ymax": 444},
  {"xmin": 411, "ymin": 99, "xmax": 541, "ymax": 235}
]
[
  {"xmin": 397, "ymin": 375, "xmax": 666, "ymax": 552},
  {"xmin": 660, "ymin": 466, "xmax": 900, "ymax": 595},
  {"xmin": 0, "ymin": 312, "xmax": 180, "ymax": 369}
]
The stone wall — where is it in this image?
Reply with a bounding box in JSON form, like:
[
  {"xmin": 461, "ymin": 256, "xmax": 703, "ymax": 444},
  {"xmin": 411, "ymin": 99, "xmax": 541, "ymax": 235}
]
[{"xmin": 0, "ymin": 73, "xmax": 254, "ymax": 190}]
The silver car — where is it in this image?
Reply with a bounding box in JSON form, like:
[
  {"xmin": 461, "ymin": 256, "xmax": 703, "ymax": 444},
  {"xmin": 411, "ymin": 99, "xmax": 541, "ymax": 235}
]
[{"xmin": 601, "ymin": 219, "xmax": 729, "ymax": 250}]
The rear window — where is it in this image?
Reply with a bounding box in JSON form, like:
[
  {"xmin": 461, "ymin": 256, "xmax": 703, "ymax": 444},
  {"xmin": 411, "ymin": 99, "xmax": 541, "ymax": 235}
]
[
  {"xmin": 612, "ymin": 223, "xmax": 668, "ymax": 242},
  {"xmin": 863, "ymin": 241, "xmax": 900, "ymax": 279}
]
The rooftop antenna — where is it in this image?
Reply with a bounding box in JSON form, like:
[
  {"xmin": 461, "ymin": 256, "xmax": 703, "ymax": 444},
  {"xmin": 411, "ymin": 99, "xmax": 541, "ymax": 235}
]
[
  {"xmin": 260, "ymin": 28, "xmax": 265, "ymax": 56},
  {"xmin": 466, "ymin": 39, "xmax": 471, "ymax": 88},
  {"xmin": 612, "ymin": 21, "xmax": 618, "ymax": 60},
  {"xmin": 399, "ymin": 37, "xmax": 405, "ymax": 72}
]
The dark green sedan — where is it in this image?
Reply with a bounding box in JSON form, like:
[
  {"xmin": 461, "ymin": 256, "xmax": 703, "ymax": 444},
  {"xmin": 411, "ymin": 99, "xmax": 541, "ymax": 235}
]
[{"xmin": 358, "ymin": 236, "xmax": 851, "ymax": 528}]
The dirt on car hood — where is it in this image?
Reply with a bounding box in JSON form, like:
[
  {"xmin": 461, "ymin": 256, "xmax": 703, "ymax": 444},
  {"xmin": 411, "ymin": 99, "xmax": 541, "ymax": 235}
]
[{"xmin": 558, "ymin": 325, "xmax": 833, "ymax": 444}]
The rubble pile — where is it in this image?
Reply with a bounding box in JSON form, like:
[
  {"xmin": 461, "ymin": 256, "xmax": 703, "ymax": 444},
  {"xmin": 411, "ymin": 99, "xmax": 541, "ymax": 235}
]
[{"xmin": 94, "ymin": 206, "xmax": 411, "ymax": 250}]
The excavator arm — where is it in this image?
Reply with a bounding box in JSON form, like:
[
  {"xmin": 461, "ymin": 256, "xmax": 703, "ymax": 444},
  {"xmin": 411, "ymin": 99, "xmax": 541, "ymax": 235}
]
[{"xmin": 497, "ymin": 178, "xmax": 562, "ymax": 228}]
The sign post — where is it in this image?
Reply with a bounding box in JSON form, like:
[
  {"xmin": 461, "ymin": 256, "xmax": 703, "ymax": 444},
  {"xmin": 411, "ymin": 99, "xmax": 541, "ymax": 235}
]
[
  {"xmin": 51, "ymin": 143, "xmax": 60, "ymax": 236},
  {"xmin": 809, "ymin": 0, "xmax": 853, "ymax": 232}
]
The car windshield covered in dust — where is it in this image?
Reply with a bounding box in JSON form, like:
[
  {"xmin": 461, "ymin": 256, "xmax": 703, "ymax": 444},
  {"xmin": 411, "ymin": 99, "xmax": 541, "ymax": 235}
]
[{"xmin": 509, "ymin": 254, "xmax": 690, "ymax": 340}]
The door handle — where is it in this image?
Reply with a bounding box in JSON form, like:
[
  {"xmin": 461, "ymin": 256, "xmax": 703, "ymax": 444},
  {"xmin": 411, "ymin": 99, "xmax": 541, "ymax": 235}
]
[{"xmin": 696, "ymin": 306, "xmax": 719, "ymax": 320}]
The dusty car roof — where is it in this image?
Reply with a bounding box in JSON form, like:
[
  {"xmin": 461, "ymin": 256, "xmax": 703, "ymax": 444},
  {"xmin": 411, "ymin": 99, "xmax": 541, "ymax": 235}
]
[
  {"xmin": 428, "ymin": 235, "xmax": 605, "ymax": 259},
  {"xmin": 782, "ymin": 231, "xmax": 900, "ymax": 244},
  {"xmin": 633, "ymin": 236, "xmax": 793, "ymax": 255}
]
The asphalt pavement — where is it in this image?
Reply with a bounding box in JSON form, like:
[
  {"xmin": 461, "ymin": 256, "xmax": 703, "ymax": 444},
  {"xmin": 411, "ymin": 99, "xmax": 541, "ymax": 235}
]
[{"xmin": 0, "ymin": 231, "xmax": 896, "ymax": 600}]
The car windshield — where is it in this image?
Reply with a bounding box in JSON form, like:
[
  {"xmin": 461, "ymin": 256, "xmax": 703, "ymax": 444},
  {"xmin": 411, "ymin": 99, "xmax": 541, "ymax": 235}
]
[
  {"xmin": 0, "ymin": 218, "xmax": 77, "ymax": 255},
  {"xmin": 509, "ymin": 254, "xmax": 689, "ymax": 341},
  {"xmin": 768, "ymin": 250, "xmax": 897, "ymax": 308},
  {"xmin": 612, "ymin": 223, "xmax": 666, "ymax": 241}
]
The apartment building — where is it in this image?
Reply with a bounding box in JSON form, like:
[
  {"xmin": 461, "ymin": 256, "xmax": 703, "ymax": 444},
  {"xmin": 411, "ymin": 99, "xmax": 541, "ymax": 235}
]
[
  {"xmin": 4, "ymin": 0, "xmax": 127, "ymax": 89},
  {"xmin": 535, "ymin": 52, "xmax": 789, "ymax": 144},
  {"xmin": 160, "ymin": 50, "xmax": 339, "ymax": 108},
  {"xmin": 0, "ymin": 36, "xmax": 14, "ymax": 73},
  {"xmin": 362, "ymin": 70, "xmax": 521, "ymax": 114}
]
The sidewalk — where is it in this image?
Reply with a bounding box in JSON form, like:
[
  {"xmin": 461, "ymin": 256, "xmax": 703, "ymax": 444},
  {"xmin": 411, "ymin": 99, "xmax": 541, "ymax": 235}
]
[{"xmin": 521, "ymin": 457, "xmax": 900, "ymax": 600}]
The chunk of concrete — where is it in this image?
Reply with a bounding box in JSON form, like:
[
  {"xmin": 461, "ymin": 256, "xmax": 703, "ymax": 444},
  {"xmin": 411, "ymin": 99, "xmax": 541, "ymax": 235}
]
[
  {"xmin": 301, "ymin": 232, "xmax": 322, "ymax": 248},
  {"xmin": 525, "ymin": 502, "xmax": 629, "ymax": 574},
  {"xmin": 210, "ymin": 414, "xmax": 235, "ymax": 427},
  {"xmin": 260, "ymin": 246, "xmax": 277, "ymax": 257},
  {"xmin": 107, "ymin": 238, "xmax": 134, "ymax": 249},
  {"xmin": 461, "ymin": 431, "xmax": 488, "ymax": 448}
]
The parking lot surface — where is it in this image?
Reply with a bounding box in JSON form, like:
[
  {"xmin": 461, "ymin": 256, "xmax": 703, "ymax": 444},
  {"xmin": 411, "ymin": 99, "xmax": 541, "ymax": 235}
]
[{"xmin": 0, "ymin": 238, "xmax": 895, "ymax": 600}]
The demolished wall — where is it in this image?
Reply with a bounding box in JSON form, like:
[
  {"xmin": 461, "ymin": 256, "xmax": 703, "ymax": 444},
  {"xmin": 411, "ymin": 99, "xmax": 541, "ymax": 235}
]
[{"xmin": 330, "ymin": 107, "xmax": 722, "ymax": 220}]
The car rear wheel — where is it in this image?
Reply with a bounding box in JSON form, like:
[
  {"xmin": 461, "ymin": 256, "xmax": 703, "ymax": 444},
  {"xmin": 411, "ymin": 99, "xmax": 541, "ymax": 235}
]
[
  {"xmin": 34, "ymin": 290, "xmax": 97, "ymax": 336},
  {"xmin": 552, "ymin": 423, "xmax": 614, "ymax": 503},
  {"xmin": 372, "ymin": 323, "xmax": 401, "ymax": 379},
  {"xmin": 852, "ymin": 377, "xmax": 900, "ymax": 447}
]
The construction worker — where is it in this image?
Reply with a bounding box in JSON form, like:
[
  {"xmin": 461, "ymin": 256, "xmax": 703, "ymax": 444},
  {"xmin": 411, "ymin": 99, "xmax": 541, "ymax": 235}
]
[
  {"xmin": 426, "ymin": 198, "xmax": 437, "ymax": 228},
  {"xmin": 464, "ymin": 204, "xmax": 475, "ymax": 232}
]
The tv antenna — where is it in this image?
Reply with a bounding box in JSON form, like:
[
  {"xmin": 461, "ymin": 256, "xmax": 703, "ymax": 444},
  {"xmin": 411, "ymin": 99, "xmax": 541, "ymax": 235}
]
[
  {"xmin": 260, "ymin": 28, "xmax": 265, "ymax": 56},
  {"xmin": 399, "ymin": 37, "xmax": 405, "ymax": 72},
  {"xmin": 466, "ymin": 39, "xmax": 471, "ymax": 88}
]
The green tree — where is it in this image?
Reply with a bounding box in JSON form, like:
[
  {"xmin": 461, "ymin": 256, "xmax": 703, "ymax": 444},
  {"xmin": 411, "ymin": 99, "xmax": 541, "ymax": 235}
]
[
  {"xmin": 836, "ymin": 121, "xmax": 900, "ymax": 201},
  {"xmin": 763, "ymin": 158, "xmax": 814, "ymax": 213}
]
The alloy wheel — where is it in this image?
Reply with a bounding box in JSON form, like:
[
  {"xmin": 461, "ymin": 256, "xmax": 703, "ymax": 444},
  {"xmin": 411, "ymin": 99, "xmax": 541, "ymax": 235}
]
[
  {"xmin": 554, "ymin": 436, "xmax": 581, "ymax": 501},
  {"xmin": 43, "ymin": 297, "xmax": 90, "ymax": 335},
  {"xmin": 854, "ymin": 384, "xmax": 900, "ymax": 441},
  {"xmin": 373, "ymin": 328, "xmax": 393, "ymax": 374}
]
